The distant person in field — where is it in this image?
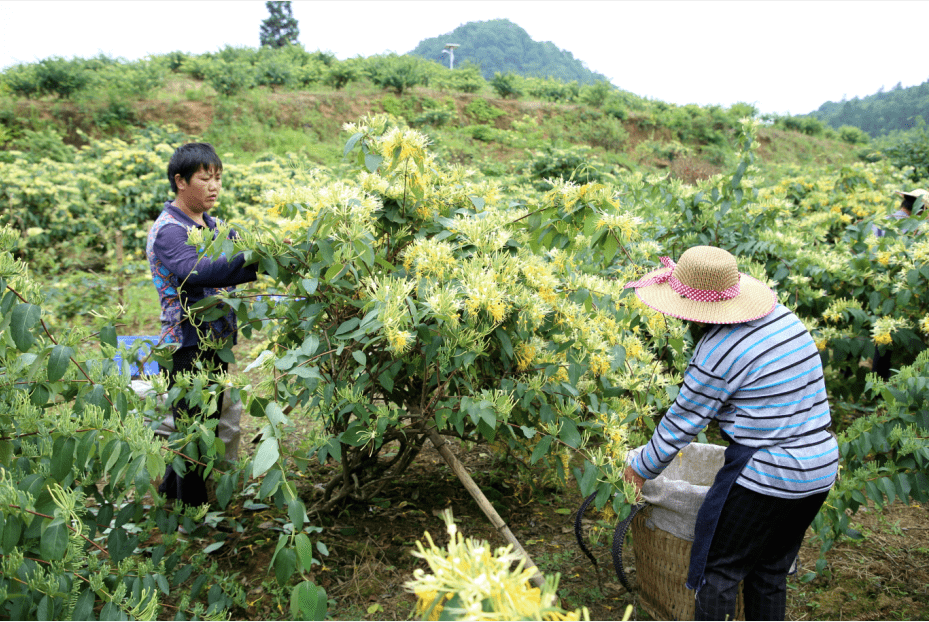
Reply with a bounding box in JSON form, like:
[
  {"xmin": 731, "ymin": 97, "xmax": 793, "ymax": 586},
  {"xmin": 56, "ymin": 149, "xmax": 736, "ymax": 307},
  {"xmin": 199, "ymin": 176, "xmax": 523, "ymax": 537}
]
[
  {"xmin": 871, "ymin": 187, "xmax": 926, "ymax": 238},
  {"xmin": 622, "ymin": 246, "xmax": 838, "ymax": 621},
  {"xmin": 146, "ymin": 142, "xmax": 257, "ymax": 516},
  {"xmin": 871, "ymin": 188, "xmax": 925, "ymax": 379}
]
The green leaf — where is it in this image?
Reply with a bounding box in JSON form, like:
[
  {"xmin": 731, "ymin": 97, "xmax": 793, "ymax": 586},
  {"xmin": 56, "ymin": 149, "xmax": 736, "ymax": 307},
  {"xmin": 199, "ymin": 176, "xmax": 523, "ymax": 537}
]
[
  {"xmin": 559, "ymin": 418, "xmax": 582, "ymax": 449},
  {"xmin": 291, "ymin": 580, "xmax": 327, "ymax": 621},
  {"xmin": 352, "ymin": 350, "xmax": 367, "ymax": 366},
  {"xmin": 495, "ymin": 328, "xmax": 514, "ymax": 360},
  {"xmin": 10, "ymin": 303, "xmax": 40, "ymax": 351},
  {"xmin": 575, "ymin": 461, "xmax": 598, "ymax": 496},
  {"xmin": 602, "ymin": 233, "xmax": 618, "ymax": 262},
  {"xmin": 530, "ymin": 435, "xmax": 554, "ymax": 464},
  {"xmin": 216, "ymin": 472, "xmax": 234, "ymax": 509},
  {"xmin": 519, "ymin": 426, "xmax": 536, "ymax": 439},
  {"xmin": 252, "ymin": 437, "xmax": 280, "ymax": 478},
  {"xmin": 37, "ymin": 596, "xmax": 50, "ymax": 621},
  {"xmin": 343, "ymin": 132, "xmax": 363, "ymax": 157},
  {"xmin": 47, "ymin": 344, "xmax": 73, "ymax": 382},
  {"xmin": 259, "ymin": 468, "xmax": 284, "ymax": 500},
  {"xmin": 379, "ymin": 371, "xmax": 394, "ymax": 393},
  {"xmin": 40, "ymin": 518, "xmax": 68, "ymax": 560},
  {"xmin": 0, "ymin": 441, "xmax": 11, "ymax": 468},
  {"xmin": 203, "ymin": 541, "xmax": 225, "ymax": 554},
  {"xmin": 894, "ymin": 473, "xmax": 912, "ymax": 501},
  {"xmin": 274, "ymin": 548, "xmax": 298, "ymax": 586},
  {"xmin": 1, "ymin": 515, "xmax": 21, "ymax": 554},
  {"xmin": 261, "ymin": 255, "xmax": 279, "ymax": 279},
  {"xmin": 324, "ymin": 262, "xmax": 344, "ymax": 282},
  {"xmin": 103, "ymin": 439, "xmax": 122, "ymax": 475},
  {"xmin": 50, "ymin": 436, "xmax": 75, "ymax": 481},
  {"xmin": 265, "ymin": 401, "xmax": 287, "ymax": 427},
  {"xmin": 30, "ymin": 383, "xmax": 50, "ymax": 406},
  {"xmin": 365, "ymin": 153, "xmax": 384, "ymax": 173},
  {"xmin": 72, "ymin": 589, "xmax": 96, "ymax": 621},
  {"xmin": 289, "ymin": 498, "xmax": 307, "ymax": 533},
  {"xmin": 295, "ymin": 533, "xmax": 315, "ymax": 572},
  {"xmin": 302, "ymin": 278, "xmax": 319, "ymax": 295},
  {"xmin": 99, "ymin": 325, "xmax": 118, "ymax": 348},
  {"xmin": 879, "ymin": 477, "xmax": 896, "ymax": 505}
]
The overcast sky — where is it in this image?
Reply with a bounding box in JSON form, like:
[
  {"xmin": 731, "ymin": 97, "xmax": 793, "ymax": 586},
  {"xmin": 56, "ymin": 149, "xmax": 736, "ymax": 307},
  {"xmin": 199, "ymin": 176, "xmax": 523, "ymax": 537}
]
[{"xmin": 1, "ymin": 1, "xmax": 927, "ymax": 116}]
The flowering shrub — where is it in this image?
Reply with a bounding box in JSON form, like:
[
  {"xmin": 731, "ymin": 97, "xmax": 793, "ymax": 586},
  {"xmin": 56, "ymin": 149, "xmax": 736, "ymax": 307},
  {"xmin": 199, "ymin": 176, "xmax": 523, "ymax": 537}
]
[
  {"xmin": 406, "ymin": 511, "xmax": 589, "ymax": 621},
  {"xmin": 807, "ymin": 348, "xmax": 929, "ymax": 578},
  {"xmin": 192, "ymin": 115, "xmax": 686, "ymax": 521},
  {"xmin": 0, "ymin": 222, "xmax": 328, "ymax": 619}
]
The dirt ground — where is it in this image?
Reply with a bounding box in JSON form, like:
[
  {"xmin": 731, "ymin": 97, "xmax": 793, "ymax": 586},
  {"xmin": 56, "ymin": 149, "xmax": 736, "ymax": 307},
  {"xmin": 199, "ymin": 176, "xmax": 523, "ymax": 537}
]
[{"xmin": 179, "ymin": 426, "xmax": 929, "ymax": 622}]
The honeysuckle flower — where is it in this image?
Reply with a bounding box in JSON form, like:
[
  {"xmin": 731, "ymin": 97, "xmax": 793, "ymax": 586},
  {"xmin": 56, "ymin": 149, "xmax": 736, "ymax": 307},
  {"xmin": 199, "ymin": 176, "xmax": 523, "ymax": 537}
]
[
  {"xmin": 871, "ymin": 316, "xmax": 909, "ymax": 346},
  {"xmin": 405, "ymin": 511, "xmax": 589, "ymax": 621}
]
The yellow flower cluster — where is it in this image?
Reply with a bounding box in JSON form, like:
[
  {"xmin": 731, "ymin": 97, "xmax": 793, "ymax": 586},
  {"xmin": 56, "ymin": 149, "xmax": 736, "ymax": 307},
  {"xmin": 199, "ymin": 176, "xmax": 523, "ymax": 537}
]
[
  {"xmin": 402, "ymin": 238, "xmax": 457, "ymax": 280},
  {"xmin": 822, "ymin": 298, "xmax": 863, "ymax": 323},
  {"xmin": 597, "ymin": 409, "xmax": 630, "ymax": 463},
  {"xmin": 461, "ymin": 268, "xmax": 510, "ymax": 324},
  {"xmin": 406, "ymin": 512, "xmax": 588, "ymax": 621},
  {"xmin": 920, "ymin": 314, "xmax": 929, "ymax": 336},
  {"xmin": 588, "ymin": 353, "xmax": 611, "ymax": 377},
  {"xmin": 521, "ymin": 256, "xmax": 561, "ymax": 305},
  {"xmin": 595, "ymin": 211, "xmax": 644, "ymax": 242},
  {"xmin": 910, "ymin": 240, "xmax": 929, "ymax": 264},
  {"xmin": 543, "ymin": 179, "xmax": 607, "ymax": 213},
  {"xmin": 871, "ymin": 316, "xmax": 910, "ymax": 346},
  {"xmin": 515, "ymin": 339, "xmax": 541, "ymax": 371},
  {"xmin": 385, "ymin": 327, "xmax": 413, "ymax": 353}
]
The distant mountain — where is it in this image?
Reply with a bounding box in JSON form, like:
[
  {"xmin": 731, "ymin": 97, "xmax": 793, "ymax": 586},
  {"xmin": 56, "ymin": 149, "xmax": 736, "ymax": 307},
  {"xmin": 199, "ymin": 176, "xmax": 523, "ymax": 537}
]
[
  {"xmin": 807, "ymin": 80, "xmax": 929, "ymax": 137},
  {"xmin": 408, "ymin": 18, "xmax": 610, "ymax": 85}
]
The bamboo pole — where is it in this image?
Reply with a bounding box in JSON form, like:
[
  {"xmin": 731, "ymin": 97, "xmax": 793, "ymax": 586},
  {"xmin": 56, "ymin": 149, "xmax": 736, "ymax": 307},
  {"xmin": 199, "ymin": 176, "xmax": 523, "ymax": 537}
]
[{"xmin": 427, "ymin": 429, "xmax": 545, "ymax": 589}]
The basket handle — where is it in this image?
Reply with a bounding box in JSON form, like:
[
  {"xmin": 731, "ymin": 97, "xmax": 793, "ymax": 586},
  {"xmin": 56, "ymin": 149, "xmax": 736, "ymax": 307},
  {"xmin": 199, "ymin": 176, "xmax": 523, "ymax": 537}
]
[
  {"xmin": 611, "ymin": 502, "xmax": 646, "ymax": 592},
  {"xmin": 573, "ymin": 492, "xmax": 601, "ymax": 577},
  {"xmin": 574, "ymin": 493, "xmax": 647, "ymax": 592}
]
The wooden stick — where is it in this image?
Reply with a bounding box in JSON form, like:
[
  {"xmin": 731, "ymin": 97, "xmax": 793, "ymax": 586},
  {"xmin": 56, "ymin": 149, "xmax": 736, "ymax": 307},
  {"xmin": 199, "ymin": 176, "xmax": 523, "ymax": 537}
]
[{"xmin": 427, "ymin": 429, "xmax": 545, "ymax": 588}]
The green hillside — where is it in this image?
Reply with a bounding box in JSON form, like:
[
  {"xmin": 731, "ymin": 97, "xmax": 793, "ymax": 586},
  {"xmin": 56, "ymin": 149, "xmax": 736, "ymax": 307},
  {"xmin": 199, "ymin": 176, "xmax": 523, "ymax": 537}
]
[
  {"xmin": 807, "ymin": 80, "xmax": 929, "ymax": 137},
  {"xmin": 0, "ymin": 47, "xmax": 858, "ymax": 180},
  {"xmin": 408, "ymin": 18, "xmax": 610, "ymax": 84}
]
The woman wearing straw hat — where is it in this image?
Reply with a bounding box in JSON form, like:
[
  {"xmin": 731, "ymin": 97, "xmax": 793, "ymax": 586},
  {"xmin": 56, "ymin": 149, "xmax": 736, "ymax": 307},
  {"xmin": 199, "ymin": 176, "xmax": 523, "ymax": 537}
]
[
  {"xmin": 872, "ymin": 187, "xmax": 926, "ymax": 238},
  {"xmin": 622, "ymin": 246, "xmax": 839, "ymax": 621}
]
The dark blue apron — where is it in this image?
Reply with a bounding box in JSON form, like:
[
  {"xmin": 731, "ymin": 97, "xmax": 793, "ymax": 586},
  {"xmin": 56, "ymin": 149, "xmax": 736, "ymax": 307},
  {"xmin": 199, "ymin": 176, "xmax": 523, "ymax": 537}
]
[{"xmin": 686, "ymin": 431, "xmax": 759, "ymax": 591}]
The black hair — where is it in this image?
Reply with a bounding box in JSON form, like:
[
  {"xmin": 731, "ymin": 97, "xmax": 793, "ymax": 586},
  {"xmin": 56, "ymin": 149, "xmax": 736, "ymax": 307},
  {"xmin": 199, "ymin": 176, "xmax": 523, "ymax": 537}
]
[{"xmin": 167, "ymin": 142, "xmax": 223, "ymax": 194}]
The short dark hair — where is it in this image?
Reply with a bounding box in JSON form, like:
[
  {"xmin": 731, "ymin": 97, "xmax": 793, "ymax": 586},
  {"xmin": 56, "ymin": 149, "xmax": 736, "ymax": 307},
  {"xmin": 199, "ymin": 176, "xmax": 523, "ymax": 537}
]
[{"xmin": 168, "ymin": 142, "xmax": 223, "ymax": 193}]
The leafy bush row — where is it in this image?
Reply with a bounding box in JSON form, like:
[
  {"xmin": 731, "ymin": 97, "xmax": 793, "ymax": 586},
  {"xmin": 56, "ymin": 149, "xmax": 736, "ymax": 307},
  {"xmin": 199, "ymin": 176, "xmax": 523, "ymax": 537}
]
[
  {"xmin": 0, "ymin": 226, "xmax": 329, "ymax": 620},
  {"xmin": 0, "ymin": 125, "xmax": 325, "ymax": 273}
]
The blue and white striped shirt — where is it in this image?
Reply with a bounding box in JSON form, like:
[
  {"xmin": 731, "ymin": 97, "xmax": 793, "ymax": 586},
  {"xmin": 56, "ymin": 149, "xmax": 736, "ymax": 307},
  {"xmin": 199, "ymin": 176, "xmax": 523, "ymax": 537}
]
[{"xmin": 631, "ymin": 304, "xmax": 839, "ymax": 499}]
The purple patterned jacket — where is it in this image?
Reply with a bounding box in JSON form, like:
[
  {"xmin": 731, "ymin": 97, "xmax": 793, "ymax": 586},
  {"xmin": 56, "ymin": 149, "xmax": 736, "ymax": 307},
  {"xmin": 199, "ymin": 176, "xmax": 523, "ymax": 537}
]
[{"xmin": 146, "ymin": 202, "xmax": 257, "ymax": 348}]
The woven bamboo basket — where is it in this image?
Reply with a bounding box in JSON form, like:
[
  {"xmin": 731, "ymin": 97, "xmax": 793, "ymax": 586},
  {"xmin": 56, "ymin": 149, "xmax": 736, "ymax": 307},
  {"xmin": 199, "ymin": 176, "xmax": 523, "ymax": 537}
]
[{"xmin": 631, "ymin": 509, "xmax": 745, "ymax": 621}]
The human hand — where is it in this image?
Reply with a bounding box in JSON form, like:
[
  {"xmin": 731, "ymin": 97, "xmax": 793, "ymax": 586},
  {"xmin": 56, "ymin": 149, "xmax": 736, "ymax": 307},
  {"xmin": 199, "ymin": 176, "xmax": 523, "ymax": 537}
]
[{"xmin": 623, "ymin": 464, "xmax": 646, "ymax": 493}]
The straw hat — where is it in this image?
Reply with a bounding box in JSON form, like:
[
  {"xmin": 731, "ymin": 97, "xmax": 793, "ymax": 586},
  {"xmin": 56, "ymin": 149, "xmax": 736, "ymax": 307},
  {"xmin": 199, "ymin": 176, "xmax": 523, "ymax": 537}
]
[
  {"xmin": 623, "ymin": 246, "xmax": 776, "ymax": 324},
  {"xmin": 894, "ymin": 188, "xmax": 928, "ymax": 200}
]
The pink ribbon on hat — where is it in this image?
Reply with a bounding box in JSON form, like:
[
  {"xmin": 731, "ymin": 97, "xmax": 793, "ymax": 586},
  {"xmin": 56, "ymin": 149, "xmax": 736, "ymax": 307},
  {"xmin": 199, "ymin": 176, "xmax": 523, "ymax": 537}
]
[{"xmin": 624, "ymin": 256, "xmax": 741, "ymax": 302}]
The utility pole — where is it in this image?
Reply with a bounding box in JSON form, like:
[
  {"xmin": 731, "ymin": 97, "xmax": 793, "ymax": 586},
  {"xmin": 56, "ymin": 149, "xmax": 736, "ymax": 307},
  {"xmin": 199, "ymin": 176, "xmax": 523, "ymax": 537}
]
[{"xmin": 442, "ymin": 43, "xmax": 460, "ymax": 70}]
